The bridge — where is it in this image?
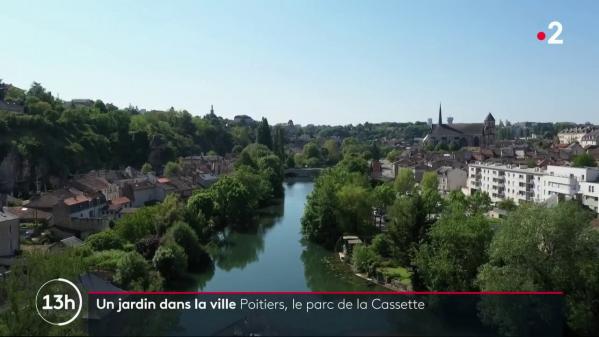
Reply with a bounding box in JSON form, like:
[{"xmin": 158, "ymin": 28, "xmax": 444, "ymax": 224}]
[{"xmin": 284, "ymin": 168, "xmax": 323, "ymax": 178}]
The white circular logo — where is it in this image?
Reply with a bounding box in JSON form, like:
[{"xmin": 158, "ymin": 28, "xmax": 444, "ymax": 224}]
[{"xmin": 35, "ymin": 278, "xmax": 83, "ymax": 326}]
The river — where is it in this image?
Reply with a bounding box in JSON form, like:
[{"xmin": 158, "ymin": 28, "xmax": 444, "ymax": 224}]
[{"xmin": 192, "ymin": 180, "xmax": 385, "ymax": 292}]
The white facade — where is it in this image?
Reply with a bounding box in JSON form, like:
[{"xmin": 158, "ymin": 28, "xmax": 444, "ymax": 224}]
[
  {"xmin": 0, "ymin": 211, "xmax": 19, "ymax": 257},
  {"xmin": 468, "ymin": 163, "xmax": 599, "ymax": 214},
  {"xmin": 437, "ymin": 167, "xmax": 467, "ymax": 195},
  {"xmin": 467, "ymin": 162, "xmax": 544, "ymax": 204}
]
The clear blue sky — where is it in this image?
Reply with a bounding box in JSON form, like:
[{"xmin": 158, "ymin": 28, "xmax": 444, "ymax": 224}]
[{"xmin": 1, "ymin": 0, "xmax": 598, "ymax": 125}]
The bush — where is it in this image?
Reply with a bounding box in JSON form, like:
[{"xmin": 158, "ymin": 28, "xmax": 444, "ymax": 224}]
[
  {"xmin": 135, "ymin": 236, "xmax": 160, "ymax": 259},
  {"xmin": 352, "ymin": 245, "xmax": 381, "ymax": 275},
  {"xmin": 152, "ymin": 242, "xmax": 188, "ymax": 281},
  {"xmin": 371, "ymin": 234, "xmax": 393, "ymax": 258},
  {"xmin": 165, "ymin": 222, "xmax": 211, "ymax": 271},
  {"xmin": 85, "ymin": 230, "xmax": 125, "ymax": 251},
  {"xmin": 114, "ymin": 251, "xmax": 162, "ymax": 290},
  {"xmin": 84, "ymin": 249, "xmax": 127, "ymax": 272}
]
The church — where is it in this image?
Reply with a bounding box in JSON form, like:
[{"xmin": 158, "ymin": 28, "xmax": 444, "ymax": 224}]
[{"xmin": 423, "ymin": 104, "xmax": 495, "ymax": 148}]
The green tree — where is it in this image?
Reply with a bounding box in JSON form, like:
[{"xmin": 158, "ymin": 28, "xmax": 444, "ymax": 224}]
[
  {"xmin": 497, "ymin": 199, "xmax": 517, "ymax": 211},
  {"xmin": 165, "ymin": 222, "xmax": 211, "ymax": 270},
  {"xmin": 414, "ymin": 208, "xmax": 492, "ymax": 291},
  {"xmin": 372, "ymin": 183, "xmax": 395, "ymax": 210},
  {"xmin": 114, "ymin": 251, "xmax": 163, "ymax": 291},
  {"xmin": 141, "ymin": 162, "xmax": 153, "ymax": 174},
  {"xmin": 352, "ymin": 245, "xmax": 381, "ymax": 275},
  {"xmin": 272, "ymin": 126, "xmax": 285, "ymax": 159},
  {"xmin": 301, "ymin": 172, "xmax": 341, "ymax": 248},
  {"xmin": 210, "ymin": 175, "xmax": 254, "ymax": 226},
  {"xmin": 85, "ymin": 230, "xmax": 125, "ymax": 251},
  {"xmin": 256, "ymin": 117, "xmax": 273, "ymax": 149},
  {"xmin": 387, "ymin": 195, "xmax": 426, "ymax": 264},
  {"xmin": 371, "ymin": 233, "xmax": 394, "ymax": 258},
  {"xmin": 163, "ymin": 161, "xmax": 182, "ymax": 177},
  {"xmin": 477, "ymin": 202, "xmax": 599, "ymax": 335},
  {"xmin": 420, "ymin": 171, "xmax": 438, "ymax": 192},
  {"xmin": 323, "ymin": 139, "xmax": 341, "ymax": 164},
  {"xmin": 152, "ymin": 242, "xmax": 188, "ymax": 281},
  {"xmin": 468, "ymin": 191, "xmax": 492, "ymax": 214},
  {"xmin": 336, "ymin": 184, "xmax": 373, "ymax": 235},
  {"xmin": 573, "ymin": 153, "xmax": 597, "ymax": 167},
  {"xmin": 394, "ymin": 168, "xmax": 415, "ymax": 194}
]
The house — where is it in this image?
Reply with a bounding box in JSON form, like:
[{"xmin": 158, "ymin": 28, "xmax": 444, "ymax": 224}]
[
  {"xmin": 4, "ymin": 206, "xmax": 53, "ymax": 225},
  {"xmin": 0, "ymin": 210, "xmax": 19, "ymax": 257},
  {"xmin": 71, "ymin": 174, "xmax": 120, "ymax": 201},
  {"xmin": 127, "ymin": 181, "xmax": 164, "ymax": 207},
  {"xmin": 437, "ymin": 166, "xmax": 468, "ymax": 195},
  {"xmin": 370, "ymin": 160, "xmax": 382, "ymax": 178},
  {"xmin": 106, "ymin": 196, "xmax": 131, "ymax": 219},
  {"xmin": 558, "ymin": 126, "xmax": 598, "ymax": 144},
  {"xmin": 581, "ymin": 130, "xmax": 599, "ymax": 147}
]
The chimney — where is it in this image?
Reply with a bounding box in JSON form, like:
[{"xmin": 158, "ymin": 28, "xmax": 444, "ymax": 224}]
[{"xmin": 447, "ymin": 117, "xmax": 454, "ymax": 125}]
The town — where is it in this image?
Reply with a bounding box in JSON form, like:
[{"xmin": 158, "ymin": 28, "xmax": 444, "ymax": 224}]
[{"xmin": 1, "ymin": 80, "xmax": 598, "ymax": 336}]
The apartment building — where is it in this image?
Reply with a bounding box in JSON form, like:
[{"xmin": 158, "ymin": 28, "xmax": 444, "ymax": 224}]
[
  {"xmin": 467, "ymin": 162, "xmax": 544, "ymax": 204},
  {"xmin": 468, "ymin": 162, "xmax": 599, "ymax": 214},
  {"xmin": 540, "ymin": 166, "xmax": 599, "ymax": 213}
]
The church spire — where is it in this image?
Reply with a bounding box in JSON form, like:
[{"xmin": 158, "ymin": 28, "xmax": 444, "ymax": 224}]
[
  {"xmin": 210, "ymin": 105, "xmax": 214, "ymax": 115},
  {"xmin": 438, "ymin": 103, "xmax": 442, "ymax": 125}
]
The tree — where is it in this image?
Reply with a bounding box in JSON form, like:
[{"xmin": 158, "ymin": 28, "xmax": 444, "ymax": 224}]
[
  {"xmin": 468, "ymin": 191, "xmax": 492, "ymax": 214},
  {"xmin": 165, "ymin": 222, "xmax": 211, "ymax": 271},
  {"xmin": 210, "ymin": 175, "xmax": 254, "ymax": 226},
  {"xmin": 370, "ymin": 142, "xmax": 381, "ymax": 161},
  {"xmin": 301, "ymin": 172, "xmax": 341, "ymax": 248},
  {"xmin": 414, "ymin": 208, "xmax": 492, "ymax": 291},
  {"xmin": 114, "ymin": 251, "xmax": 163, "ymax": 291},
  {"xmin": 573, "ymin": 153, "xmax": 597, "ymax": 167},
  {"xmin": 477, "ymin": 202, "xmax": 599, "ymax": 335},
  {"xmin": 272, "ymin": 126, "xmax": 285, "ymax": 159},
  {"xmin": 335, "ymin": 184, "xmax": 373, "ymax": 235},
  {"xmin": 152, "ymin": 242, "xmax": 188, "ymax": 281},
  {"xmin": 372, "ymin": 183, "xmax": 395, "ymax": 210},
  {"xmin": 141, "ymin": 162, "xmax": 153, "ymax": 174},
  {"xmin": 352, "ymin": 245, "xmax": 381, "ymax": 275},
  {"xmin": 286, "ymin": 153, "xmax": 296, "ymax": 168},
  {"xmin": 386, "ymin": 149, "xmax": 401, "ymax": 162},
  {"xmin": 497, "ymin": 199, "xmax": 517, "ymax": 211},
  {"xmin": 387, "ymin": 195, "xmax": 426, "ymax": 264},
  {"xmin": 323, "ymin": 139, "xmax": 340, "ymax": 164},
  {"xmin": 371, "ymin": 233, "xmax": 393, "ymax": 258},
  {"xmin": 256, "ymin": 117, "xmax": 273, "ymax": 149},
  {"xmin": 85, "ymin": 230, "xmax": 125, "ymax": 251},
  {"xmin": 163, "ymin": 161, "xmax": 182, "ymax": 177},
  {"xmin": 420, "ymin": 171, "xmax": 438, "ymax": 192},
  {"xmin": 394, "ymin": 168, "xmax": 415, "ymax": 194}
]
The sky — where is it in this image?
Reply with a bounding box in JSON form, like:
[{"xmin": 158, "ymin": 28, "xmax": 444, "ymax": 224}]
[{"xmin": 1, "ymin": 0, "xmax": 598, "ymax": 125}]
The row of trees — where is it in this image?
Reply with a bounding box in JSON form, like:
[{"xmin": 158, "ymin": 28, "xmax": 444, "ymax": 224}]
[{"xmin": 302, "ymin": 150, "xmax": 599, "ymax": 335}]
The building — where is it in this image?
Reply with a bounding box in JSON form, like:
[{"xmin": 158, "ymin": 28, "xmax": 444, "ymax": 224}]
[
  {"xmin": 423, "ymin": 104, "xmax": 496, "ymax": 148},
  {"xmin": 540, "ymin": 166, "xmax": 599, "ymax": 213},
  {"xmin": 0, "ymin": 100, "xmax": 24, "ymax": 114},
  {"xmin": 436, "ymin": 166, "xmax": 467, "ymax": 195},
  {"xmin": 467, "ymin": 162, "xmax": 545, "ymax": 204},
  {"xmin": 0, "ymin": 210, "xmax": 19, "ymax": 257},
  {"xmin": 581, "ymin": 130, "xmax": 599, "ymax": 147},
  {"xmin": 558, "ymin": 126, "xmax": 598, "ymax": 144},
  {"xmin": 71, "ymin": 174, "xmax": 120, "ymax": 201},
  {"xmin": 467, "ymin": 162, "xmax": 599, "ymax": 214}
]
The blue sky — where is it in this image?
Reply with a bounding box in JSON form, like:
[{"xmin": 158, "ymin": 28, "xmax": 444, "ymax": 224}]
[{"xmin": 1, "ymin": 0, "xmax": 598, "ymax": 125}]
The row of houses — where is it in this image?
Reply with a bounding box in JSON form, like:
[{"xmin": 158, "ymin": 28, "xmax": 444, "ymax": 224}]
[
  {"xmin": 0, "ymin": 155, "xmax": 232, "ymax": 262},
  {"xmin": 558, "ymin": 126, "xmax": 599, "ymax": 146}
]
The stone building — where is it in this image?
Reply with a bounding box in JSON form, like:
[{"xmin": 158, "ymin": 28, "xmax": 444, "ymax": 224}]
[{"xmin": 423, "ymin": 104, "xmax": 496, "ymax": 148}]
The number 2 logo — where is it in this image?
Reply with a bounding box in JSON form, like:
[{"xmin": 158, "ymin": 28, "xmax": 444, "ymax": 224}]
[{"xmin": 547, "ymin": 21, "xmax": 563, "ymax": 45}]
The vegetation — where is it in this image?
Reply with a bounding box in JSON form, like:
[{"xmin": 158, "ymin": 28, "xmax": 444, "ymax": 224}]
[{"xmin": 573, "ymin": 153, "xmax": 597, "ymax": 167}]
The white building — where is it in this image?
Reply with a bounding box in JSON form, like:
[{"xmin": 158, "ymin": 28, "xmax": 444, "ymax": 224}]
[
  {"xmin": 467, "ymin": 162, "xmax": 545, "ymax": 204},
  {"xmin": 581, "ymin": 130, "xmax": 599, "ymax": 147},
  {"xmin": 0, "ymin": 210, "xmax": 19, "ymax": 257},
  {"xmin": 540, "ymin": 166, "xmax": 599, "ymax": 213},
  {"xmin": 558, "ymin": 126, "xmax": 598, "ymax": 144},
  {"xmin": 468, "ymin": 162, "xmax": 599, "ymax": 214}
]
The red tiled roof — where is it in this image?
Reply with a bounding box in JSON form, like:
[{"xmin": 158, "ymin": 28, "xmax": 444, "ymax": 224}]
[{"xmin": 64, "ymin": 195, "xmax": 91, "ymax": 206}]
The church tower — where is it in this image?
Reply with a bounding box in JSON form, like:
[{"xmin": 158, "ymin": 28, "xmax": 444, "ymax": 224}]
[{"xmin": 483, "ymin": 112, "xmax": 496, "ymax": 146}]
